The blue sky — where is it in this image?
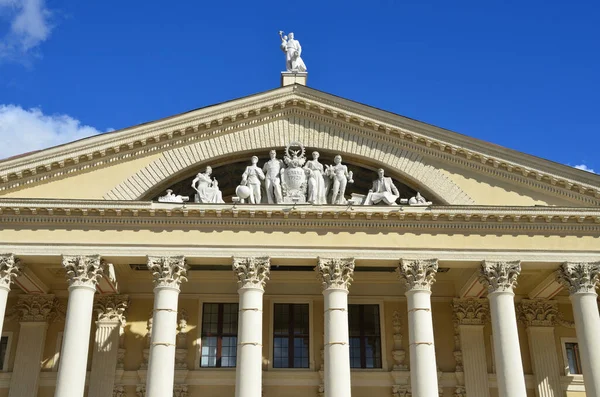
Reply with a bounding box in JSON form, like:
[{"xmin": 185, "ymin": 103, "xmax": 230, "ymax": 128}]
[{"xmin": 0, "ymin": 0, "xmax": 598, "ymax": 173}]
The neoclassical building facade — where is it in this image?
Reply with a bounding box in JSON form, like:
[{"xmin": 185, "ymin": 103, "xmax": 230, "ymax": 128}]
[{"xmin": 0, "ymin": 77, "xmax": 599, "ymax": 397}]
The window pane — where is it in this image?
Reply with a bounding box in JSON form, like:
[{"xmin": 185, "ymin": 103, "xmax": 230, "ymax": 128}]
[
  {"xmin": 200, "ymin": 303, "xmax": 238, "ymax": 368},
  {"xmin": 273, "ymin": 304, "xmax": 309, "ymax": 368},
  {"xmin": 348, "ymin": 304, "xmax": 382, "ymax": 369},
  {"xmin": 566, "ymin": 342, "xmax": 582, "ymax": 374}
]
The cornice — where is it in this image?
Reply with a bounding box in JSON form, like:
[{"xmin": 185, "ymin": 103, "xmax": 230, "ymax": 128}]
[
  {"xmin": 0, "ymin": 199, "xmax": 599, "ymax": 233},
  {"xmin": 0, "ymin": 85, "xmax": 597, "ymax": 205}
]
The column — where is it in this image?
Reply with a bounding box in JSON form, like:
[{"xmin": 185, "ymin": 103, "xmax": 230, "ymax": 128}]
[
  {"xmin": 9, "ymin": 294, "xmax": 56, "ymax": 397},
  {"xmin": 315, "ymin": 257, "xmax": 354, "ymax": 397},
  {"xmin": 452, "ymin": 298, "xmax": 491, "ymax": 397},
  {"xmin": 397, "ymin": 259, "xmax": 439, "ymax": 397},
  {"xmin": 0, "ymin": 254, "xmax": 23, "ymax": 337},
  {"xmin": 479, "ymin": 261, "xmax": 527, "ymax": 397},
  {"xmin": 55, "ymin": 255, "xmax": 105, "ymax": 397},
  {"xmin": 557, "ymin": 261, "xmax": 600, "ymax": 396},
  {"xmin": 145, "ymin": 256, "xmax": 188, "ymax": 397},
  {"xmin": 517, "ymin": 299, "xmax": 562, "ymax": 397},
  {"xmin": 232, "ymin": 257, "xmax": 270, "ymax": 397},
  {"xmin": 88, "ymin": 295, "xmax": 129, "ymax": 397}
]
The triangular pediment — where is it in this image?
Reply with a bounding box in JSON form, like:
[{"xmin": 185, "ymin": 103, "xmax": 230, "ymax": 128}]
[{"xmin": 1, "ymin": 85, "xmax": 599, "ymax": 206}]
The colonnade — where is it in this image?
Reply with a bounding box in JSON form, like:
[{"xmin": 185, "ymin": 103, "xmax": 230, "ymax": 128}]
[{"xmin": 0, "ymin": 253, "xmax": 599, "ymax": 397}]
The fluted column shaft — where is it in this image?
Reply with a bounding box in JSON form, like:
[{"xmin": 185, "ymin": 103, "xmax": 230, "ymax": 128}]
[
  {"xmin": 0, "ymin": 254, "xmax": 22, "ymax": 338},
  {"xmin": 453, "ymin": 298, "xmax": 490, "ymax": 397},
  {"xmin": 55, "ymin": 255, "xmax": 105, "ymax": 397},
  {"xmin": 557, "ymin": 262, "xmax": 600, "ymax": 396},
  {"xmin": 518, "ymin": 299, "xmax": 561, "ymax": 397},
  {"xmin": 9, "ymin": 295, "xmax": 56, "ymax": 397},
  {"xmin": 316, "ymin": 258, "xmax": 354, "ymax": 397},
  {"xmin": 88, "ymin": 295, "xmax": 129, "ymax": 397},
  {"xmin": 398, "ymin": 259, "xmax": 439, "ymax": 397},
  {"xmin": 479, "ymin": 261, "xmax": 526, "ymax": 397},
  {"xmin": 145, "ymin": 256, "xmax": 188, "ymax": 397},
  {"xmin": 233, "ymin": 257, "xmax": 270, "ymax": 397}
]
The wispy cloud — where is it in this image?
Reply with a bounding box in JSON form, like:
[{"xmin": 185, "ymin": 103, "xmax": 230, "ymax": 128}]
[
  {"xmin": 574, "ymin": 164, "xmax": 596, "ymax": 174},
  {"xmin": 0, "ymin": 0, "xmax": 53, "ymax": 62},
  {"xmin": 0, "ymin": 104, "xmax": 103, "ymax": 160}
]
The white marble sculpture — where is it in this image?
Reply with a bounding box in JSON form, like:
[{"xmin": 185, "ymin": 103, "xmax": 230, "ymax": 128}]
[
  {"xmin": 281, "ymin": 142, "xmax": 308, "ymax": 204},
  {"xmin": 262, "ymin": 150, "xmax": 284, "ymax": 204},
  {"xmin": 304, "ymin": 151, "xmax": 327, "ymax": 204},
  {"xmin": 158, "ymin": 189, "xmax": 189, "ymax": 203},
  {"xmin": 191, "ymin": 166, "xmax": 225, "ymax": 203},
  {"xmin": 326, "ymin": 155, "xmax": 354, "ymax": 205},
  {"xmin": 241, "ymin": 156, "xmax": 266, "ymax": 204},
  {"xmin": 365, "ymin": 168, "xmax": 400, "ymax": 205},
  {"xmin": 279, "ymin": 31, "xmax": 307, "ymax": 72},
  {"xmin": 408, "ymin": 192, "xmax": 432, "ymax": 206}
]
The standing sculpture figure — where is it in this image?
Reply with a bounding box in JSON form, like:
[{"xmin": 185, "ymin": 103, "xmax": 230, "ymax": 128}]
[
  {"xmin": 304, "ymin": 151, "xmax": 327, "ymax": 204},
  {"xmin": 327, "ymin": 155, "xmax": 354, "ymax": 204},
  {"xmin": 366, "ymin": 168, "xmax": 400, "ymax": 205},
  {"xmin": 279, "ymin": 31, "xmax": 307, "ymax": 72},
  {"xmin": 241, "ymin": 156, "xmax": 266, "ymax": 204},
  {"xmin": 191, "ymin": 166, "xmax": 225, "ymax": 203},
  {"xmin": 263, "ymin": 150, "xmax": 284, "ymax": 204}
]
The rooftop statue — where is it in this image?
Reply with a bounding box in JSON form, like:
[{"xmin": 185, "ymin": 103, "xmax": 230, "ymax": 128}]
[
  {"xmin": 158, "ymin": 189, "xmax": 189, "ymax": 203},
  {"xmin": 191, "ymin": 166, "xmax": 225, "ymax": 203},
  {"xmin": 326, "ymin": 155, "xmax": 354, "ymax": 205},
  {"xmin": 262, "ymin": 150, "xmax": 285, "ymax": 204},
  {"xmin": 241, "ymin": 156, "xmax": 266, "ymax": 204},
  {"xmin": 279, "ymin": 31, "xmax": 307, "ymax": 73},
  {"xmin": 408, "ymin": 192, "xmax": 432, "ymax": 206}
]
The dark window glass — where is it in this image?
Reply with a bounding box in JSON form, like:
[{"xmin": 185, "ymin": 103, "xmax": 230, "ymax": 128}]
[
  {"xmin": 0, "ymin": 336, "xmax": 8, "ymax": 370},
  {"xmin": 349, "ymin": 304, "xmax": 382, "ymax": 369},
  {"xmin": 273, "ymin": 303, "xmax": 309, "ymax": 368},
  {"xmin": 201, "ymin": 303, "xmax": 238, "ymax": 368},
  {"xmin": 565, "ymin": 342, "xmax": 582, "ymax": 374}
]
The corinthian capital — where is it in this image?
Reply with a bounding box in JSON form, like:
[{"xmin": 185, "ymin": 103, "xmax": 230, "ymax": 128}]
[
  {"xmin": 479, "ymin": 260, "xmax": 521, "ymax": 293},
  {"xmin": 0, "ymin": 253, "xmax": 22, "ymax": 290},
  {"xmin": 452, "ymin": 298, "xmax": 489, "ymax": 325},
  {"xmin": 62, "ymin": 255, "xmax": 105, "ymax": 288},
  {"xmin": 517, "ymin": 299, "xmax": 558, "ymax": 327},
  {"xmin": 397, "ymin": 259, "xmax": 438, "ymax": 291},
  {"xmin": 556, "ymin": 262, "xmax": 600, "ymax": 295},
  {"xmin": 147, "ymin": 256, "xmax": 188, "ymax": 289},
  {"xmin": 13, "ymin": 294, "xmax": 57, "ymax": 322},
  {"xmin": 315, "ymin": 257, "xmax": 355, "ymax": 291},
  {"xmin": 95, "ymin": 295, "xmax": 129, "ymax": 325},
  {"xmin": 232, "ymin": 256, "xmax": 270, "ymax": 290}
]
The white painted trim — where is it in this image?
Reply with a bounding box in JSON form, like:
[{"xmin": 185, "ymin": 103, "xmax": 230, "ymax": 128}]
[
  {"xmin": 267, "ymin": 298, "xmax": 314, "ymax": 371},
  {"xmin": 347, "ymin": 298, "xmax": 388, "ymax": 371},
  {"xmin": 560, "ymin": 337, "xmax": 580, "ymax": 375},
  {"xmin": 0, "ymin": 332, "xmax": 13, "ymax": 372},
  {"xmin": 194, "ymin": 296, "xmax": 239, "ymax": 370}
]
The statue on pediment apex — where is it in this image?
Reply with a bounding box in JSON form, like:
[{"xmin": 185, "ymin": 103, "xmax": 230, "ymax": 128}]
[
  {"xmin": 191, "ymin": 166, "xmax": 224, "ymax": 203},
  {"xmin": 279, "ymin": 31, "xmax": 307, "ymax": 73}
]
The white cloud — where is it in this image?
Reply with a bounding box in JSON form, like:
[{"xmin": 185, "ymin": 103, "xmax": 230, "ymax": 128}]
[
  {"xmin": 0, "ymin": 0, "xmax": 53, "ymax": 61},
  {"xmin": 574, "ymin": 164, "xmax": 596, "ymax": 174},
  {"xmin": 0, "ymin": 104, "xmax": 103, "ymax": 160}
]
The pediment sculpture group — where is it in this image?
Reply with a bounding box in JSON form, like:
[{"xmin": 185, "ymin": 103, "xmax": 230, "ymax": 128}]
[{"xmin": 159, "ymin": 141, "xmax": 432, "ymax": 207}]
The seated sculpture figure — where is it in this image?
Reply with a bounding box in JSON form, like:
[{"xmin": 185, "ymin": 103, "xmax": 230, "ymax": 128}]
[
  {"xmin": 191, "ymin": 166, "xmax": 225, "ymax": 203},
  {"xmin": 158, "ymin": 189, "xmax": 189, "ymax": 203},
  {"xmin": 366, "ymin": 168, "xmax": 400, "ymax": 205}
]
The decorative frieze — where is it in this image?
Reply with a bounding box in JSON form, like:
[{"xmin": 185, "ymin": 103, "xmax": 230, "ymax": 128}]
[
  {"xmin": 232, "ymin": 256, "xmax": 271, "ymax": 290},
  {"xmin": 479, "ymin": 260, "xmax": 521, "ymax": 293},
  {"xmin": 147, "ymin": 256, "xmax": 188, "ymax": 289},
  {"xmin": 94, "ymin": 295, "xmax": 129, "ymax": 324},
  {"xmin": 517, "ymin": 299, "xmax": 558, "ymax": 327},
  {"xmin": 397, "ymin": 259, "xmax": 438, "ymax": 291},
  {"xmin": 454, "ymin": 386, "xmax": 467, "ymax": 397},
  {"xmin": 392, "ymin": 385, "xmax": 411, "ymax": 397},
  {"xmin": 173, "ymin": 384, "xmax": 188, "ymax": 397},
  {"xmin": 556, "ymin": 262, "xmax": 600, "ymax": 294},
  {"xmin": 391, "ymin": 310, "xmax": 407, "ymax": 371},
  {"xmin": 0, "ymin": 253, "xmax": 22, "ymax": 289},
  {"xmin": 135, "ymin": 384, "xmax": 146, "ymax": 397},
  {"xmin": 315, "ymin": 257, "xmax": 355, "ymax": 290},
  {"xmin": 62, "ymin": 255, "xmax": 105, "ymax": 288},
  {"xmin": 452, "ymin": 298, "xmax": 489, "ymax": 325},
  {"xmin": 13, "ymin": 294, "xmax": 57, "ymax": 322}
]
